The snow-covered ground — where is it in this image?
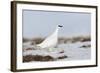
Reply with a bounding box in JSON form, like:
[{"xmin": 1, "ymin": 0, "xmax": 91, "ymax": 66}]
[
  {"xmin": 23, "ymin": 41, "xmax": 91, "ymax": 62},
  {"xmin": 58, "ymin": 41, "xmax": 91, "ymax": 61}
]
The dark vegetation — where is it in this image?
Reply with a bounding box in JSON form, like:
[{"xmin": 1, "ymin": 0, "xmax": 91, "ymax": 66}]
[
  {"xmin": 23, "ymin": 35, "xmax": 91, "ymax": 45},
  {"xmin": 23, "ymin": 55, "xmax": 68, "ymax": 62},
  {"xmin": 80, "ymin": 44, "xmax": 91, "ymax": 48}
]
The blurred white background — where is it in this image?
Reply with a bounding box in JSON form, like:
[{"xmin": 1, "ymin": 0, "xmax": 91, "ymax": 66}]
[{"xmin": 0, "ymin": 0, "xmax": 99, "ymax": 73}]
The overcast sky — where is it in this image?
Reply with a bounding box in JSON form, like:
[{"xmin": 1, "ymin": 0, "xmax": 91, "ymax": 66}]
[{"xmin": 23, "ymin": 10, "xmax": 91, "ymax": 38}]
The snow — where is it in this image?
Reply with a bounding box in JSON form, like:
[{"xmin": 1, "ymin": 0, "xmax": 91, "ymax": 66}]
[
  {"xmin": 23, "ymin": 49, "xmax": 66, "ymax": 59},
  {"xmin": 58, "ymin": 41, "xmax": 91, "ymax": 60},
  {"xmin": 23, "ymin": 41, "xmax": 91, "ymax": 61}
]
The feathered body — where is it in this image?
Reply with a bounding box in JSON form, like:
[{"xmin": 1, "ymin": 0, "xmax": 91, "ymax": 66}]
[{"xmin": 37, "ymin": 25, "xmax": 63, "ymax": 49}]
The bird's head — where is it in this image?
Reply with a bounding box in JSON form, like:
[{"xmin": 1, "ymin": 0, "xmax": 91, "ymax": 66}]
[{"xmin": 58, "ymin": 25, "xmax": 63, "ymax": 28}]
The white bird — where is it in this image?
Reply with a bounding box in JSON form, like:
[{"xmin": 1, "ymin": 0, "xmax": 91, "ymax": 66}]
[{"xmin": 37, "ymin": 25, "xmax": 63, "ymax": 49}]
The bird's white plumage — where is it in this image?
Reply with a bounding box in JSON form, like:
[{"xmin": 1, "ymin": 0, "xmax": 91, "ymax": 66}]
[{"xmin": 37, "ymin": 25, "xmax": 61, "ymax": 49}]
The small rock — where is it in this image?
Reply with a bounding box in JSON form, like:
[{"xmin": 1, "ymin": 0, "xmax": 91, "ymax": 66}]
[
  {"xmin": 59, "ymin": 50, "xmax": 64, "ymax": 53},
  {"xmin": 58, "ymin": 55, "xmax": 68, "ymax": 59}
]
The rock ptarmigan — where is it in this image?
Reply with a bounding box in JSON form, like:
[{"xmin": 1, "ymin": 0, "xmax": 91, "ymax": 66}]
[{"xmin": 37, "ymin": 25, "xmax": 63, "ymax": 50}]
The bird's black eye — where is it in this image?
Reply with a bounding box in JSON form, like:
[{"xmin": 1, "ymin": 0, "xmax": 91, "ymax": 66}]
[{"xmin": 58, "ymin": 25, "xmax": 63, "ymax": 27}]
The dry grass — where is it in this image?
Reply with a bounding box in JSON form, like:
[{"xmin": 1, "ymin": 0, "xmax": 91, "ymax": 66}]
[
  {"xmin": 23, "ymin": 38, "xmax": 31, "ymax": 42},
  {"xmin": 70, "ymin": 36, "xmax": 91, "ymax": 43},
  {"xmin": 31, "ymin": 38, "xmax": 44, "ymax": 45},
  {"xmin": 23, "ymin": 35, "xmax": 91, "ymax": 44}
]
